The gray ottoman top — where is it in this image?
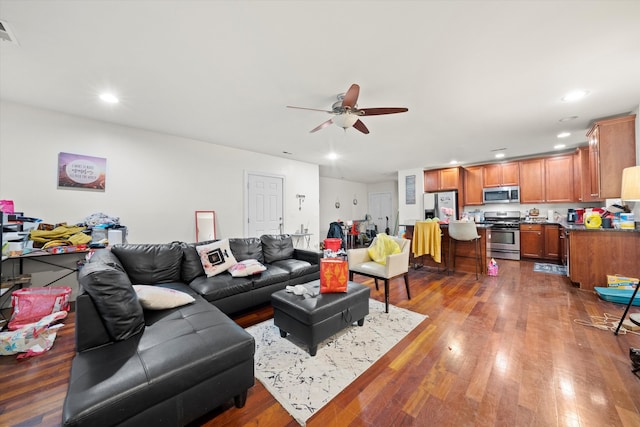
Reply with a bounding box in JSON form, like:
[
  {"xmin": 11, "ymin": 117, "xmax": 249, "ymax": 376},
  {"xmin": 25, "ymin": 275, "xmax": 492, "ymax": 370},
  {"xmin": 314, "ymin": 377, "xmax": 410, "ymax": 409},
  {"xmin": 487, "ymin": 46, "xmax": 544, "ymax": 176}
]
[{"xmin": 271, "ymin": 280, "xmax": 370, "ymax": 325}]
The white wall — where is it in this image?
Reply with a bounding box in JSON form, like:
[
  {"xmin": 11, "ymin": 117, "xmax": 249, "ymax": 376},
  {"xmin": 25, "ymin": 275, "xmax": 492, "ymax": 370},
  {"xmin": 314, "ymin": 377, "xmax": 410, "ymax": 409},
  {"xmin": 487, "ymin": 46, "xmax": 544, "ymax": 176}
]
[
  {"xmin": 319, "ymin": 177, "xmax": 368, "ymax": 240},
  {"xmin": 397, "ymin": 168, "xmax": 425, "ymax": 226},
  {"xmin": 0, "ymin": 101, "xmax": 320, "ymax": 245}
]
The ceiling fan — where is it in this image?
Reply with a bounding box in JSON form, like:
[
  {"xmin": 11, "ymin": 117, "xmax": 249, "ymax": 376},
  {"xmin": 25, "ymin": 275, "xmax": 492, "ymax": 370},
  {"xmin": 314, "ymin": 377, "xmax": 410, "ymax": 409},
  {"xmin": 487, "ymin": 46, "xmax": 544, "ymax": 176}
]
[{"xmin": 286, "ymin": 83, "xmax": 408, "ymax": 134}]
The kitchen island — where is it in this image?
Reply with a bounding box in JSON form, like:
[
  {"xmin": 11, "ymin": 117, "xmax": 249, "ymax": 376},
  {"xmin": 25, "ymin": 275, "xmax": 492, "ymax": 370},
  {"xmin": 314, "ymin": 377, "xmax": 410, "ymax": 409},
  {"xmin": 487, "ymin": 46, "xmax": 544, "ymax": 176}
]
[
  {"xmin": 402, "ymin": 222, "xmax": 491, "ymax": 275},
  {"xmin": 566, "ymin": 226, "xmax": 640, "ymax": 291}
]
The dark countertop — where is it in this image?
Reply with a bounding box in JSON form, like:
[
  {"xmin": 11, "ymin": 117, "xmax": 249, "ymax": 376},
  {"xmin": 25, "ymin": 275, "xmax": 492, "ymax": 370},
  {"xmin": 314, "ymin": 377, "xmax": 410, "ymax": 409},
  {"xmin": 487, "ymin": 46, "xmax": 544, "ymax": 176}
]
[{"xmin": 400, "ymin": 222, "xmax": 493, "ymax": 229}]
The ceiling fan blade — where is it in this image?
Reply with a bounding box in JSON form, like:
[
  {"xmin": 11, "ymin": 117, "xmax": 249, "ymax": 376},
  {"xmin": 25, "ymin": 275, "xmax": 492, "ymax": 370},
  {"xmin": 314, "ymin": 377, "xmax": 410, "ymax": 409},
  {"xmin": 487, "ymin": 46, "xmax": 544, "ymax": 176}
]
[
  {"xmin": 287, "ymin": 106, "xmax": 334, "ymax": 113},
  {"xmin": 353, "ymin": 119, "xmax": 370, "ymax": 134},
  {"xmin": 341, "ymin": 84, "xmax": 360, "ymax": 109},
  {"xmin": 310, "ymin": 118, "xmax": 334, "ymax": 133},
  {"xmin": 358, "ymin": 107, "xmax": 408, "ymax": 116}
]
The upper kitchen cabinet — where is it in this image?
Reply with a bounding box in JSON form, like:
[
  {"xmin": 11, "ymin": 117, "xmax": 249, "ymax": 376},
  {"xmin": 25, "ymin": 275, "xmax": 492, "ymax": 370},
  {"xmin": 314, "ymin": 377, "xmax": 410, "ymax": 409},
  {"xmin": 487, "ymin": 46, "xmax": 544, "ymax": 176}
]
[
  {"xmin": 586, "ymin": 114, "xmax": 636, "ymax": 199},
  {"xmin": 520, "ymin": 155, "xmax": 575, "ymax": 203},
  {"xmin": 519, "ymin": 158, "xmax": 545, "ymax": 203},
  {"xmin": 482, "ymin": 162, "xmax": 519, "ymax": 187},
  {"xmin": 463, "ymin": 166, "xmax": 484, "ymax": 205},
  {"xmin": 575, "ymin": 146, "xmax": 601, "ymax": 202},
  {"xmin": 545, "ymin": 155, "xmax": 574, "ymax": 202},
  {"xmin": 424, "ymin": 167, "xmax": 461, "ymax": 192}
]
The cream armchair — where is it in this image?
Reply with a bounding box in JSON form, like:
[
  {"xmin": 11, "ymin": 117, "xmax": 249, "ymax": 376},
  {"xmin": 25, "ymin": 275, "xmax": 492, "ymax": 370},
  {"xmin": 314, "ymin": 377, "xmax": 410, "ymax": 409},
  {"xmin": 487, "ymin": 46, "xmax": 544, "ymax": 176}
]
[{"xmin": 347, "ymin": 236, "xmax": 411, "ymax": 313}]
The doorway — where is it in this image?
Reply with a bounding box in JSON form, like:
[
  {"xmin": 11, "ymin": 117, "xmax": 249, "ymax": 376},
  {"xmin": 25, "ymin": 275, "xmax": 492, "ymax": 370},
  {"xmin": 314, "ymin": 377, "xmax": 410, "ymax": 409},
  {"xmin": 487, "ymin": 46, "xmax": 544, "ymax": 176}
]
[
  {"xmin": 246, "ymin": 172, "xmax": 284, "ymax": 237},
  {"xmin": 368, "ymin": 192, "xmax": 393, "ymax": 235}
]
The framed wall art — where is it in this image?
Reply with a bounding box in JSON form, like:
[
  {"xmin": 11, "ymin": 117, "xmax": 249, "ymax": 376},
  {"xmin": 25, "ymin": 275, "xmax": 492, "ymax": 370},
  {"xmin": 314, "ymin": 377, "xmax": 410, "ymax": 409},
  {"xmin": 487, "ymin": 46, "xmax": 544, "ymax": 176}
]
[
  {"xmin": 58, "ymin": 152, "xmax": 107, "ymax": 191},
  {"xmin": 405, "ymin": 174, "xmax": 416, "ymax": 204}
]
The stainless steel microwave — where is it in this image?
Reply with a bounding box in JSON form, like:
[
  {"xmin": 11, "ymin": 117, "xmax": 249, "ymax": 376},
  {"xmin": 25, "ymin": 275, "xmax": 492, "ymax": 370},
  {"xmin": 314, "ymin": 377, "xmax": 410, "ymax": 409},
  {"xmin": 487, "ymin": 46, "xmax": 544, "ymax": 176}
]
[{"xmin": 482, "ymin": 186, "xmax": 520, "ymax": 204}]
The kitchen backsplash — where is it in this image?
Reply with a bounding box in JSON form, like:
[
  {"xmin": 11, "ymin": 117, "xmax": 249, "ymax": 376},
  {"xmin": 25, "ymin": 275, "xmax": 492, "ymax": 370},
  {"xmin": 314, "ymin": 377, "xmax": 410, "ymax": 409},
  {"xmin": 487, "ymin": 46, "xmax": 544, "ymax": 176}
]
[{"xmin": 462, "ymin": 202, "xmax": 608, "ymax": 220}]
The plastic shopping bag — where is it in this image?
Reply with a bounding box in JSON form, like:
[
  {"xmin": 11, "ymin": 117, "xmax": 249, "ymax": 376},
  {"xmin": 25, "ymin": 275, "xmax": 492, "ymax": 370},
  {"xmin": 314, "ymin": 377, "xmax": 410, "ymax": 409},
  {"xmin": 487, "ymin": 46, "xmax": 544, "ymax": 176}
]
[{"xmin": 8, "ymin": 286, "xmax": 71, "ymax": 330}]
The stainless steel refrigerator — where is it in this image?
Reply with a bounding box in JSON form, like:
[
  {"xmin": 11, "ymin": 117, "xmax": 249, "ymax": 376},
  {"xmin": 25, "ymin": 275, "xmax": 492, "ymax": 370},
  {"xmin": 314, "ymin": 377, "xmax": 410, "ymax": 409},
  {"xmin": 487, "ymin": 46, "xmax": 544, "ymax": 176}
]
[{"xmin": 424, "ymin": 191, "xmax": 458, "ymax": 220}]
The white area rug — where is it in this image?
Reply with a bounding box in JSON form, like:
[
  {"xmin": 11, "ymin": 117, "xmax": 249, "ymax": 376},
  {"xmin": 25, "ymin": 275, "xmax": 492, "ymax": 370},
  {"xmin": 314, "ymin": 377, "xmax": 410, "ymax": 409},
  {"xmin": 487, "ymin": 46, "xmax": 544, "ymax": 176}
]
[{"xmin": 245, "ymin": 299, "xmax": 427, "ymax": 425}]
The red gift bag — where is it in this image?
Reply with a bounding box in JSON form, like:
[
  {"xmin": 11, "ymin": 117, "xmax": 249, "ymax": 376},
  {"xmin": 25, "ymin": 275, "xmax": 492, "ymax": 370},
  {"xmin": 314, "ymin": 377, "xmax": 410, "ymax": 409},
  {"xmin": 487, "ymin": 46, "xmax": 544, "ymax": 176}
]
[
  {"xmin": 320, "ymin": 258, "xmax": 348, "ymax": 293},
  {"xmin": 8, "ymin": 286, "xmax": 72, "ymax": 330}
]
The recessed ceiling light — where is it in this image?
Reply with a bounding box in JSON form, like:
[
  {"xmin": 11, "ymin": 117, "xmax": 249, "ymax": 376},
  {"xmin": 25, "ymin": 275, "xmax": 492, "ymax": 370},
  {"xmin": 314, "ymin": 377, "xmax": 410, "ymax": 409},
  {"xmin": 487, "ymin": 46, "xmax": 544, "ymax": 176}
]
[
  {"xmin": 99, "ymin": 93, "xmax": 119, "ymax": 104},
  {"xmin": 327, "ymin": 152, "xmax": 338, "ymax": 160},
  {"xmin": 450, "ymin": 160, "xmax": 458, "ymax": 165},
  {"xmin": 560, "ymin": 90, "xmax": 589, "ymax": 102},
  {"xmin": 557, "ymin": 132, "xmax": 571, "ymax": 138},
  {"xmin": 554, "ymin": 144, "xmax": 566, "ymax": 150},
  {"xmin": 495, "ymin": 153, "xmax": 505, "ymax": 159},
  {"xmin": 559, "ymin": 116, "xmax": 578, "ymax": 122}
]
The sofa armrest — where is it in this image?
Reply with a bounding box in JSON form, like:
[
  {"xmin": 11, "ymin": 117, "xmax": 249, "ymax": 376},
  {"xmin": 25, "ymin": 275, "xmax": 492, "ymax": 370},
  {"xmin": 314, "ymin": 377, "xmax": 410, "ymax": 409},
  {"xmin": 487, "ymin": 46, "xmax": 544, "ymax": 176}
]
[
  {"xmin": 293, "ymin": 249, "xmax": 321, "ymax": 265},
  {"xmin": 347, "ymin": 247, "xmax": 372, "ymax": 266},
  {"xmin": 75, "ymin": 293, "xmax": 114, "ymax": 352}
]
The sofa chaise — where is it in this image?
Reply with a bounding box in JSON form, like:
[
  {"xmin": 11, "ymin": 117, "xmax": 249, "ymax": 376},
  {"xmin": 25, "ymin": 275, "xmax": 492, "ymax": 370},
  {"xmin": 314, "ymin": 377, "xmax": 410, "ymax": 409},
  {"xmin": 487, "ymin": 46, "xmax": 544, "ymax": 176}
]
[{"xmin": 62, "ymin": 234, "xmax": 320, "ymax": 426}]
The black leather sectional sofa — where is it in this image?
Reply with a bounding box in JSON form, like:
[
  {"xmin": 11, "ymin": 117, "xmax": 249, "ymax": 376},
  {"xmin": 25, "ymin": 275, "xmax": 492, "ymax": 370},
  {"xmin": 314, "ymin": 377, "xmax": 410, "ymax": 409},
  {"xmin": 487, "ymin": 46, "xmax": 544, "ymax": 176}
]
[{"xmin": 62, "ymin": 234, "xmax": 320, "ymax": 427}]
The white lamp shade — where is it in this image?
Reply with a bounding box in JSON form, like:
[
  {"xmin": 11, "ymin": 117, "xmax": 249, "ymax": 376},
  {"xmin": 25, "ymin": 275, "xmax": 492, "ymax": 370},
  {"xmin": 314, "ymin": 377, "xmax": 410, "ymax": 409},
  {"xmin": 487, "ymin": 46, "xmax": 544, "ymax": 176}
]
[
  {"xmin": 621, "ymin": 166, "xmax": 640, "ymax": 201},
  {"xmin": 332, "ymin": 113, "xmax": 358, "ymax": 129}
]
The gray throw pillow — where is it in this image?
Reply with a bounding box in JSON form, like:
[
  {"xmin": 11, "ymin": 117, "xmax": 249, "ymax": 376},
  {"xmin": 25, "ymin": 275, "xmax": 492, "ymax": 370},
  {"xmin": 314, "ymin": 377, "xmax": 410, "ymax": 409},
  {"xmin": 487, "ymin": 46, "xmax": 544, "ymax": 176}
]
[{"xmin": 79, "ymin": 262, "xmax": 145, "ymax": 341}]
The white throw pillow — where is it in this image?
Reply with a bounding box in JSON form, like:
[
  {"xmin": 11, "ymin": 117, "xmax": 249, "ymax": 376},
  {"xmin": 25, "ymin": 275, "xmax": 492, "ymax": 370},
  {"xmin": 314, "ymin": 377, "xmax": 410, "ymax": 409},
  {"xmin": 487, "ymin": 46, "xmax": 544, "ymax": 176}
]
[
  {"xmin": 228, "ymin": 259, "xmax": 267, "ymax": 277},
  {"xmin": 196, "ymin": 239, "xmax": 238, "ymax": 277},
  {"xmin": 133, "ymin": 285, "xmax": 195, "ymax": 310}
]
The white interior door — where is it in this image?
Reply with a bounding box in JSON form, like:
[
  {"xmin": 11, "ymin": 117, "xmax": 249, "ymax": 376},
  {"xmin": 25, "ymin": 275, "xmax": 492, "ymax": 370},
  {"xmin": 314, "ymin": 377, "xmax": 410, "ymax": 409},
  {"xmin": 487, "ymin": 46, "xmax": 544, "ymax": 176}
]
[
  {"xmin": 368, "ymin": 192, "xmax": 393, "ymax": 234},
  {"xmin": 247, "ymin": 173, "xmax": 284, "ymax": 237}
]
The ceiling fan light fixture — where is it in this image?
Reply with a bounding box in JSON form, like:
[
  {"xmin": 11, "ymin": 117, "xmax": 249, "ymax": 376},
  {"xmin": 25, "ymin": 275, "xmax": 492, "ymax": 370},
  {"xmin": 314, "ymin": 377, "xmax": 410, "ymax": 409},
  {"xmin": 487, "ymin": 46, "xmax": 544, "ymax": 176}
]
[{"xmin": 332, "ymin": 113, "xmax": 358, "ymax": 130}]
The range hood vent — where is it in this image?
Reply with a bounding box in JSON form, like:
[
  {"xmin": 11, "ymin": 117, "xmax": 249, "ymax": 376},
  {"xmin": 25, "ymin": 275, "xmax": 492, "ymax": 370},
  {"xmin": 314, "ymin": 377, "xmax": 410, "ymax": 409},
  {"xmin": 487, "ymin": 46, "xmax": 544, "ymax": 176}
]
[{"xmin": 0, "ymin": 20, "xmax": 19, "ymax": 45}]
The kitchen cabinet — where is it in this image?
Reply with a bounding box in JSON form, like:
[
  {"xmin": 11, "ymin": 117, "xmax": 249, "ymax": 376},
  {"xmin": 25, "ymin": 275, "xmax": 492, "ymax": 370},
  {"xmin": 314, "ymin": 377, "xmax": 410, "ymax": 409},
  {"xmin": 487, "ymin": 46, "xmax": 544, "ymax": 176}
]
[
  {"xmin": 586, "ymin": 114, "xmax": 636, "ymax": 199},
  {"xmin": 544, "ymin": 224, "xmax": 560, "ymax": 259},
  {"xmin": 519, "ymin": 155, "xmax": 575, "ymax": 204},
  {"xmin": 519, "ymin": 159, "xmax": 545, "ymax": 203},
  {"xmin": 575, "ymin": 146, "xmax": 601, "ymax": 202},
  {"xmin": 520, "ymin": 224, "xmax": 544, "ymax": 258},
  {"xmin": 569, "ymin": 229, "xmax": 640, "ymax": 291},
  {"xmin": 463, "ymin": 166, "xmax": 484, "ymax": 205},
  {"xmin": 482, "ymin": 162, "xmax": 519, "ymax": 187},
  {"xmin": 424, "ymin": 167, "xmax": 460, "ymax": 192},
  {"xmin": 520, "ymin": 223, "xmax": 560, "ymax": 261},
  {"xmin": 544, "ymin": 155, "xmax": 574, "ymax": 202}
]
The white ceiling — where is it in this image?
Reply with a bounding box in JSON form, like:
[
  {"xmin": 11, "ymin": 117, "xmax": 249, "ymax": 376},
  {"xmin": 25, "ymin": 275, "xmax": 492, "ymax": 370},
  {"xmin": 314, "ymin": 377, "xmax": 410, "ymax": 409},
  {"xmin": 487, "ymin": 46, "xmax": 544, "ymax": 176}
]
[{"xmin": 1, "ymin": 1, "xmax": 640, "ymax": 183}]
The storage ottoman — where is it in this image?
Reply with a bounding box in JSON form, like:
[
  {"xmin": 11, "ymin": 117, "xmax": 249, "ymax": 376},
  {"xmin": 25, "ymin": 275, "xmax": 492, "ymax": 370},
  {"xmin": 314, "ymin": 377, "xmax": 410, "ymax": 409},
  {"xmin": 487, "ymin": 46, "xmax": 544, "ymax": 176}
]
[{"xmin": 271, "ymin": 280, "xmax": 370, "ymax": 356}]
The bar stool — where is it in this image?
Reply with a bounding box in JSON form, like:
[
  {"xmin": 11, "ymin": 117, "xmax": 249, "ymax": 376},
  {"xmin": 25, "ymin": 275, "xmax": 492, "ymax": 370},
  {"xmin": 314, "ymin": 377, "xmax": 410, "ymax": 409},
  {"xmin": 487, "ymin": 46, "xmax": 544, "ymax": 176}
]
[{"xmin": 448, "ymin": 221, "xmax": 481, "ymax": 280}]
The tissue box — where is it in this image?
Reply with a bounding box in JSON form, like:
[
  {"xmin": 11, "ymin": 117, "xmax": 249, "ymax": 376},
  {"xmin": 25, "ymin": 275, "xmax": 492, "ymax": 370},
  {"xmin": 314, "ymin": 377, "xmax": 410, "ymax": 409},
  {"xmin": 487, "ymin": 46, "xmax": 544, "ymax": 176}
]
[{"xmin": 607, "ymin": 275, "xmax": 639, "ymax": 289}]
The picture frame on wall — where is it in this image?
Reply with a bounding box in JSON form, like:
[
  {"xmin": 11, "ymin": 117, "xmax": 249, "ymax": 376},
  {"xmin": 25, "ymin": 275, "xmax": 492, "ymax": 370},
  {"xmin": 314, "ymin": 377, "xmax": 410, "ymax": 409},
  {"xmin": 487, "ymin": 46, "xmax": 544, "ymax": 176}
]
[
  {"xmin": 405, "ymin": 175, "xmax": 416, "ymax": 204},
  {"xmin": 57, "ymin": 152, "xmax": 107, "ymax": 191}
]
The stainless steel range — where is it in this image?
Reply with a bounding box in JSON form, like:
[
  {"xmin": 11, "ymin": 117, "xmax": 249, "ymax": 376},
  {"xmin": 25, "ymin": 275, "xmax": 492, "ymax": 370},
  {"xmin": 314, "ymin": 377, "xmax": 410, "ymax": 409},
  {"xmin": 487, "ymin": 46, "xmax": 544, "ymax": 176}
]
[{"xmin": 483, "ymin": 210, "xmax": 521, "ymax": 260}]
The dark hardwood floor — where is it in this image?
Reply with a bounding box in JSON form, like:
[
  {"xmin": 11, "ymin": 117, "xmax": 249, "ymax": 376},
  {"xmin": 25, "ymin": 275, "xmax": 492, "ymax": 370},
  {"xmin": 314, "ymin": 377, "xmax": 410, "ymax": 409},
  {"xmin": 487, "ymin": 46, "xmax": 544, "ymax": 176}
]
[{"xmin": 2, "ymin": 259, "xmax": 640, "ymax": 426}]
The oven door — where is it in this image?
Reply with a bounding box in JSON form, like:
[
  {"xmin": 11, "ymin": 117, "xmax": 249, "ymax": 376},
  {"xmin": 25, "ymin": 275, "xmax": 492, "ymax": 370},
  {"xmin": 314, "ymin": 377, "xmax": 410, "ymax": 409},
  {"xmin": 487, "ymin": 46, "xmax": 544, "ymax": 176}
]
[{"xmin": 488, "ymin": 226, "xmax": 521, "ymax": 260}]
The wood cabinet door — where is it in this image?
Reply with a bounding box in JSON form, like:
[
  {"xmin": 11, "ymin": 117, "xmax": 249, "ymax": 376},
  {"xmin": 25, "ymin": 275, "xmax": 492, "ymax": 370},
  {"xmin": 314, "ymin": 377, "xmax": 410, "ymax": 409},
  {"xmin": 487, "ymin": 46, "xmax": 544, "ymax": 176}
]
[
  {"xmin": 544, "ymin": 225, "xmax": 560, "ymax": 260},
  {"xmin": 520, "ymin": 224, "xmax": 543, "ymax": 259},
  {"xmin": 597, "ymin": 116, "xmax": 636, "ymax": 198},
  {"xmin": 439, "ymin": 167, "xmax": 460, "ymax": 190},
  {"xmin": 519, "ymin": 159, "xmax": 545, "ymax": 203},
  {"xmin": 482, "ymin": 164, "xmax": 501, "ymax": 187},
  {"xmin": 424, "ymin": 170, "xmax": 438, "ymax": 192},
  {"xmin": 545, "ymin": 155, "xmax": 574, "ymax": 202},
  {"xmin": 587, "ymin": 126, "xmax": 601, "ymax": 199},
  {"xmin": 576, "ymin": 146, "xmax": 601, "ymax": 202},
  {"xmin": 463, "ymin": 166, "xmax": 483, "ymax": 205},
  {"xmin": 501, "ymin": 162, "xmax": 519, "ymax": 186}
]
